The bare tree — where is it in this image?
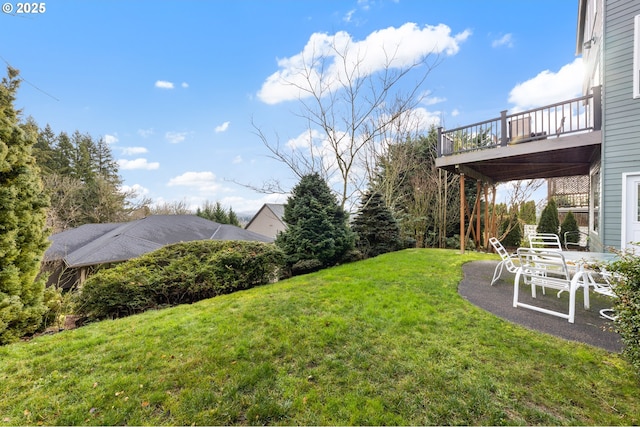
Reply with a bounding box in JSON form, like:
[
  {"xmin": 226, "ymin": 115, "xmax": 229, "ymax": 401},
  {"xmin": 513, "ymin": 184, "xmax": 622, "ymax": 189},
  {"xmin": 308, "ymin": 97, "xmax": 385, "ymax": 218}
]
[
  {"xmin": 496, "ymin": 179, "xmax": 545, "ymax": 240},
  {"xmin": 149, "ymin": 200, "xmax": 193, "ymax": 215},
  {"xmin": 255, "ymin": 37, "xmax": 441, "ymax": 211}
]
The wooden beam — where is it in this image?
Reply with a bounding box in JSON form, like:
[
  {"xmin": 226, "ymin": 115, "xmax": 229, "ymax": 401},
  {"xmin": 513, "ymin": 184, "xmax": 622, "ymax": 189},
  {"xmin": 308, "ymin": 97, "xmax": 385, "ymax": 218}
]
[
  {"xmin": 460, "ymin": 173, "xmax": 465, "ymax": 254},
  {"xmin": 476, "ymin": 180, "xmax": 482, "ymax": 249},
  {"xmin": 455, "ymin": 164, "xmax": 494, "ymax": 185}
]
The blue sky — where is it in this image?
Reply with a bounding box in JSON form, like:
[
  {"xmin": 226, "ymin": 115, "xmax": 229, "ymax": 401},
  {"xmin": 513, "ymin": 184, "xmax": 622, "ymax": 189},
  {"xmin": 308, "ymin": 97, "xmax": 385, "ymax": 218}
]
[{"xmin": 1, "ymin": 0, "xmax": 584, "ymax": 214}]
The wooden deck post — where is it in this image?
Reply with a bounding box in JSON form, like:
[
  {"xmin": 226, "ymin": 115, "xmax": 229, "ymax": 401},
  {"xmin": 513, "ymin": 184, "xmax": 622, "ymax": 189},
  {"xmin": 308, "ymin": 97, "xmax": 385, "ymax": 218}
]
[
  {"xmin": 460, "ymin": 173, "xmax": 465, "ymax": 253},
  {"xmin": 476, "ymin": 180, "xmax": 481, "ymax": 249},
  {"xmin": 484, "ymin": 183, "xmax": 489, "ymax": 249}
]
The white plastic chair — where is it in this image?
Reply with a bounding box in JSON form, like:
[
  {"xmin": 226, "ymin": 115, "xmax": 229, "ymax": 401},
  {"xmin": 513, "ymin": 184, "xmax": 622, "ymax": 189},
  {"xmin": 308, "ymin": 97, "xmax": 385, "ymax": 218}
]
[
  {"xmin": 489, "ymin": 237, "xmax": 520, "ymax": 286},
  {"xmin": 528, "ymin": 233, "xmax": 563, "ymax": 251},
  {"xmin": 587, "ymin": 269, "xmax": 619, "ymax": 321},
  {"xmin": 513, "ymin": 248, "xmax": 584, "ymax": 323}
]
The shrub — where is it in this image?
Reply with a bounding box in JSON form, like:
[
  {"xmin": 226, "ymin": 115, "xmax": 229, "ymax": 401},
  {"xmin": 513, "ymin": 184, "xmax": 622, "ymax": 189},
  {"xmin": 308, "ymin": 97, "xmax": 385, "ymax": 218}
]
[
  {"xmin": 560, "ymin": 211, "xmax": 580, "ymax": 244},
  {"xmin": 276, "ymin": 173, "xmax": 354, "ymax": 273},
  {"xmin": 607, "ymin": 248, "xmax": 640, "ymax": 377},
  {"xmin": 499, "ymin": 212, "xmax": 522, "ymax": 248},
  {"xmin": 352, "ymin": 191, "xmax": 402, "ymax": 258},
  {"xmin": 74, "ymin": 240, "xmax": 285, "ymax": 321},
  {"xmin": 537, "ymin": 198, "xmax": 559, "ymax": 235}
]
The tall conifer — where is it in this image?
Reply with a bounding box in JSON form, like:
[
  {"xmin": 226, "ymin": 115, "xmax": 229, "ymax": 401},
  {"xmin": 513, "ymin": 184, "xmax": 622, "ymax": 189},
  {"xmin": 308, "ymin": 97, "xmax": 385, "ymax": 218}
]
[{"xmin": 0, "ymin": 67, "xmax": 50, "ymax": 344}]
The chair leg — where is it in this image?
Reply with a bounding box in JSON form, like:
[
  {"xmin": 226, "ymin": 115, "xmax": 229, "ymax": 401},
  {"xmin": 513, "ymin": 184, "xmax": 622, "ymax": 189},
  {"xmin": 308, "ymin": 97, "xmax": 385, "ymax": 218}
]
[
  {"xmin": 491, "ymin": 261, "xmax": 505, "ymax": 286},
  {"xmin": 600, "ymin": 309, "xmax": 617, "ymax": 321}
]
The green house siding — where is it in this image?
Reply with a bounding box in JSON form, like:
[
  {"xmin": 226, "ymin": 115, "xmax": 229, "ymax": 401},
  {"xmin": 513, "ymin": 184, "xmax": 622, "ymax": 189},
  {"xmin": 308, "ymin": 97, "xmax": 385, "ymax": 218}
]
[{"xmin": 601, "ymin": 0, "xmax": 640, "ymax": 249}]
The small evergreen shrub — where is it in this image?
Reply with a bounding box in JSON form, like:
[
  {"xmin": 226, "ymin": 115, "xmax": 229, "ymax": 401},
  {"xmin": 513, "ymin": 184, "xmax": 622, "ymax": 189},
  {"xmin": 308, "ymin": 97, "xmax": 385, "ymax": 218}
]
[
  {"xmin": 537, "ymin": 198, "xmax": 559, "ymax": 235},
  {"xmin": 560, "ymin": 211, "xmax": 580, "ymax": 244},
  {"xmin": 74, "ymin": 240, "xmax": 284, "ymax": 321},
  {"xmin": 352, "ymin": 191, "xmax": 402, "ymax": 258},
  {"xmin": 499, "ymin": 212, "xmax": 522, "ymax": 248},
  {"xmin": 276, "ymin": 173, "xmax": 354, "ymax": 273},
  {"xmin": 291, "ymin": 259, "xmax": 323, "ymax": 276},
  {"xmin": 607, "ymin": 249, "xmax": 640, "ymax": 378}
]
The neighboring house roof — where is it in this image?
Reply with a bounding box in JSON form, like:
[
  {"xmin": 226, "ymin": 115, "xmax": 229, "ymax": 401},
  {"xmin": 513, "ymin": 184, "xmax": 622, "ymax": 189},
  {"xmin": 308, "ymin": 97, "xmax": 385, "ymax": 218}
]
[
  {"xmin": 245, "ymin": 203, "xmax": 287, "ymax": 239},
  {"xmin": 44, "ymin": 214, "xmax": 274, "ymax": 268}
]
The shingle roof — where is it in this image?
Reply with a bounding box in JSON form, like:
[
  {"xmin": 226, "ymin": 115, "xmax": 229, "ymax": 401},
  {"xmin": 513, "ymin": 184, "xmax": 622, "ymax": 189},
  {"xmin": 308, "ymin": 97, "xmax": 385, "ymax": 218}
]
[{"xmin": 44, "ymin": 215, "xmax": 274, "ymax": 268}]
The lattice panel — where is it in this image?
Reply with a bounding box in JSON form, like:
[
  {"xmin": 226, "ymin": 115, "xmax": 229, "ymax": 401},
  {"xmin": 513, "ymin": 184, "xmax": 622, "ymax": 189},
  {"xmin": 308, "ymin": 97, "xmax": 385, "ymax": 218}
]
[{"xmin": 548, "ymin": 175, "xmax": 590, "ymax": 208}]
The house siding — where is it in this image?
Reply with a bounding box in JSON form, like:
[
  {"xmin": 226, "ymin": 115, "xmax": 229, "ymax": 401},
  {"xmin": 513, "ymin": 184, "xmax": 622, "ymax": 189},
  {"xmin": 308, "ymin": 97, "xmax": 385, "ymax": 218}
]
[{"xmin": 602, "ymin": 0, "xmax": 640, "ymax": 249}]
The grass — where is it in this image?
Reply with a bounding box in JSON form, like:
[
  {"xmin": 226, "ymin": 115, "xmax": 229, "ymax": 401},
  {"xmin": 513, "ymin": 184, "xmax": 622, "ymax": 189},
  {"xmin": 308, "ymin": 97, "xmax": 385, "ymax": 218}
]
[{"xmin": 1, "ymin": 248, "xmax": 638, "ymax": 425}]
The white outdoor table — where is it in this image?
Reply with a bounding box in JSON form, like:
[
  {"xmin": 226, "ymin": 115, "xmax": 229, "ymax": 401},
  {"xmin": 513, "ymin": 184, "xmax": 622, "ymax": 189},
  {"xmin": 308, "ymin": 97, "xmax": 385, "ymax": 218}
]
[{"xmin": 560, "ymin": 251, "xmax": 618, "ymax": 310}]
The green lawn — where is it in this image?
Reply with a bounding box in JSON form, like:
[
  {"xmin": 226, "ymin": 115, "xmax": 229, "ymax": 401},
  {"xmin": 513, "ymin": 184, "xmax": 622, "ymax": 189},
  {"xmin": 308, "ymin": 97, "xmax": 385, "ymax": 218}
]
[{"xmin": 1, "ymin": 248, "xmax": 638, "ymax": 425}]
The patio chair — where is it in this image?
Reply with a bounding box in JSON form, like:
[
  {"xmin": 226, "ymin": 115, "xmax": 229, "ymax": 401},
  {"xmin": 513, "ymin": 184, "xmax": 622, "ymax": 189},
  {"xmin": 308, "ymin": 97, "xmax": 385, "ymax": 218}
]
[
  {"xmin": 587, "ymin": 268, "xmax": 619, "ymax": 321},
  {"xmin": 489, "ymin": 237, "xmax": 520, "ymax": 286},
  {"xmin": 563, "ymin": 230, "xmax": 589, "ymax": 251},
  {"xmin": 528, "ymin": 233, "xmax": 563, "ymax": 251},
  {"xmin": 513, "ymin": 248, "xmax": 583, "ymax": 323}
]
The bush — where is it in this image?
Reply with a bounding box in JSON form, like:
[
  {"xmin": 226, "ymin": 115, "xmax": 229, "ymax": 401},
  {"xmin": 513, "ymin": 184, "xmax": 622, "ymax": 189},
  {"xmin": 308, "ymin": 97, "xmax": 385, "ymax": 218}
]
[
  {"xmin": 499, "ymin": 213, "xmax": 522, "ymax": 248},
  {"xmin": 352, "ymin": 191, "xmax": 402, "ymax": 258},
  {"xmin": 560, "ymin": 211, "xmax": 580, "ymax": 244},
  {"xmin": 74, "ymin": 240, "xmax": 285, "ymax": 321},
  {"xmin": 607, "ymin": 248, "xmax": 640, "ymax": 377},
  {"xmin": 537, "ymin": 198, "xmax": 559, "ymax": 235},
  {"xmin": 276, "ymin": 173, "xmax": 354, "ymax": 273}
]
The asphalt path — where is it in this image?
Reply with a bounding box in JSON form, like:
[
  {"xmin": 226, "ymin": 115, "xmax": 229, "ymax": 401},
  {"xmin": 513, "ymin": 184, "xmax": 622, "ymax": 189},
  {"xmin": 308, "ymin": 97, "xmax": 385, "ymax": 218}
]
[{"xmin": 458, "ymin": 260, "xmax": 622, "ymax": 353}]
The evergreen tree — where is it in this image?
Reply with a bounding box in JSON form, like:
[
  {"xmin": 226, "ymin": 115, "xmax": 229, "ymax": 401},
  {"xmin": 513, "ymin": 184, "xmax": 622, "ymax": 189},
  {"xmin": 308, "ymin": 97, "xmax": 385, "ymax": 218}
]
[
  {"xmin": 499, "ymin": 209, "xmax": 522, "ymax": 248},
  {"xmin": 560, "ymin": 211, "xmax": 580, "ymax": 244},
  {"xmin": 33, "ymin": 127, "xmax": 129, "ymax": 229},
  {"xmin": 227, "ymin": 207, "xmax": 240, "ymax": 227},
  {"xmin": 276, "ymin": 173, "xmax": 354, "ymax": 274},
  {"xmin": 519, "ymin": 200, "xmax": 537, "ymax": 224},
  {"xmin": 0, "ymin": 67, "xmax": 50, "ymax": 344},
  {"xmin": 537, "ymin": 198, "xmax": 560, "ymax": 235},
  {"xmin": 352, "ymin": 190, "xmax": 401, "ymax": 258},
  {"xmin": 196, "ymin": 201, "xmax": 241, "ymax": 226}
]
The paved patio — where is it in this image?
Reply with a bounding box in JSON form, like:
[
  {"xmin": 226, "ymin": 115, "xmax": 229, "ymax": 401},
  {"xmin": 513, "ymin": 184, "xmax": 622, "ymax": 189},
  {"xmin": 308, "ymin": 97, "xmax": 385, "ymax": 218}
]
[{"xmin": 458, "ymin": 260, "xmax": 623, "ymax": 353}]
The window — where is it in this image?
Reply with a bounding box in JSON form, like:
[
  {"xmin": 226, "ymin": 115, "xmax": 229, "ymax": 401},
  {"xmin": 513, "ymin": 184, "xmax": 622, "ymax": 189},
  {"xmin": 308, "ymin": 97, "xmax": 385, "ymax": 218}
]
[{"xmin": 591, "ymin": 168, "xmax": 601, "ymax": 233}]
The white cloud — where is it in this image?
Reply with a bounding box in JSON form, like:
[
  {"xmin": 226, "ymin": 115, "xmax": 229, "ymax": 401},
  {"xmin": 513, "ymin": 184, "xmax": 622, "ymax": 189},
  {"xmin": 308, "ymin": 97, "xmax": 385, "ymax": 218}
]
[
  {"xmin": 167, "ymin": 171, "xmax": 222, "ymax": 193},
  {"xmin": 222, "ymin": 193, "xmax": 289, "ymax": 215},
  {"xmin": 118, "ymin": 158, "xmax": 160, "ymax": 170},
  {"xmin": 104, "ymin": 134, "xmax": 118, "ymax": 144},
  {"xmin": 508, "ymin": 58, "xmax": 584, "ymax": 110},
  {"xmin": 412, "ymin": 107, "xmax": 441, "ymax": 129},
  {"xmin": 258, "ymin": 22, "xmax": 471, "ymax": 104},
  {"xmin": 155, "ymin": 80, "xmax": 175, "ymax": 89},
  {"xmin": 451, "ymin": 108, "xmax": 460, "ymax": 117},
  {"xmin": 138, "ymin": 128, "xmax": 154, "ymax": 138},
  {"xmin": 215, "ymin": 121, "xmax": 230, "ymax": 133},
  {"xmin": 181, "ymin": 82, "xmax": 189, "ymax": 88},
  {"xmin": 343, "ymin": 9, "xmax": 356, "ymax": 23},
  {"xmin": 492, "ymin": 33, "xmax": 513, "ymax": 48},
  {"xmin": 165, "ymin": 131, "xmax": 187, "ymax": 144},
  {"xmin": 121, "ymin": 146, "xmax": 148, "ymax": 155},
  {"xmin": 423, "ymin": 96, "xmax": 446, "ymax": 106},
  {"xmin": 120, "ymin": 183, "xmax": 149, "ymax": 197},
  {"xmin": 232, "ymin": 155, "xmax": 242, "ymax": 164}
]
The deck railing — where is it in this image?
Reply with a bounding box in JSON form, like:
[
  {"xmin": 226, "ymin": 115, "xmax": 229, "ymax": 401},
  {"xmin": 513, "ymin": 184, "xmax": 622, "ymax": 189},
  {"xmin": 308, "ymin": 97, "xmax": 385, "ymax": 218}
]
[{"xmin": 437, "ymin": 86, "xmax": 602, "ymax": 157}]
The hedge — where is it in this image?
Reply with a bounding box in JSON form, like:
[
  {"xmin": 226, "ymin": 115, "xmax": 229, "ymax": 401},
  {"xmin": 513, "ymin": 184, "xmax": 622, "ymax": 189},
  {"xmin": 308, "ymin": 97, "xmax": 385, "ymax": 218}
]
[{"xmin": 74, "ymin": 240, "xmax": 284, "ymax": 321}]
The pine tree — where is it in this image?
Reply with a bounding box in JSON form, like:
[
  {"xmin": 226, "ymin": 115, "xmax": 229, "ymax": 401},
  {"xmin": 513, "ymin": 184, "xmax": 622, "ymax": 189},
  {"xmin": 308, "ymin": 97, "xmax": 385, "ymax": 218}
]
[
  {"xmin": 352, "ymin": 190, "xmax": 401, "ymax": 258},
  {"xmin": 276, "ymin": 173, "xmax": 354, "ymax": 273},
  {"xmin": 537, "ymin": 198, "xmax": 560, "ymax": 235},
  {"xmin": 0, "ymin": 67, "xmax": 50, "ymax": 344},
  {"xmin": 227, "ymin": 207, "xmax": 240, "ymax": 226}
]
